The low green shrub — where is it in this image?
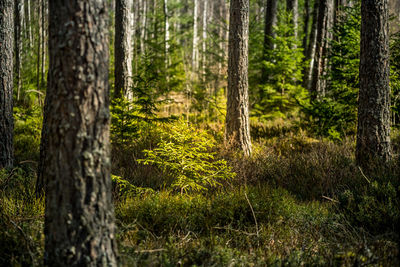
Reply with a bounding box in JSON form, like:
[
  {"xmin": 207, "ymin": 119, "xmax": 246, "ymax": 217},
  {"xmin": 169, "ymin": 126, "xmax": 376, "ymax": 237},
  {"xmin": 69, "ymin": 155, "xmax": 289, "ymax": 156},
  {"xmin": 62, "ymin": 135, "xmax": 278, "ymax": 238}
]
[{"xmin": 139, "ymin": 120, "xmax": 235, "ymax": 193}]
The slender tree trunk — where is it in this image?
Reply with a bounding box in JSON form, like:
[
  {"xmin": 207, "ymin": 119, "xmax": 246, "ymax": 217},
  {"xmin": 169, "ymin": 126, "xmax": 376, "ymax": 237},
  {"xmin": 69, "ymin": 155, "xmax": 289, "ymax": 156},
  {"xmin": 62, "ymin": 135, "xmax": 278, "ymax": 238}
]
[
  {"xmin": 0, "ymin": 0, "xmax": 14, "ymax": 169},
  {"xmin": 15, "ymin": 0, "xmax": 22, "ymax": 100},
  {"xmin": 202, "ymin": 0, "xmax": 208, "ymax": 79},
  {"xmin": 303, "ymin": 0, "xmax": 319, "ymax": 90},
  {"xmin": 356, "ymin": 0, "xmax": 391, "ymax": 166},
  {"xmin": 115, "ymin": 0, "xmax": 133, "ymax": 99},
  {"xmin": 226, "ymin": 0, "xmax": 252, "ymax": 156},
  {"xmin": 261, "ymin": 0, "xmax": 278, "ymax": 82},
  {"xmin": 302, "ymin": 0, "xmax": 310, "ymax": 54},
  {"xmin": 26, "ymin": 0, "xmax": 32, "ymax": 47},
  {"xmin": 43, "ymin": 1, "xmax": 117, "ymax": 265},
  {"xmin": 192, "ymin": 0, "xmax": 199, "ymax": 72},
  {"xmin": 164, "ymin": 0, "xmax": 169, "ymax": 65},
  {"xmin": 140, "ymin": 0, "xmax": 147, "ymax": 54},
  {"xmin": 286, "ymin": 0, "xmax": 298, "ymax": 47},
  {"xmin": 310, "ymin": 0, "xmax": 333, "ymax": 100},
  {"xmin": 36, "ymin": 0, "xmax": 41, "ymax": 92}
]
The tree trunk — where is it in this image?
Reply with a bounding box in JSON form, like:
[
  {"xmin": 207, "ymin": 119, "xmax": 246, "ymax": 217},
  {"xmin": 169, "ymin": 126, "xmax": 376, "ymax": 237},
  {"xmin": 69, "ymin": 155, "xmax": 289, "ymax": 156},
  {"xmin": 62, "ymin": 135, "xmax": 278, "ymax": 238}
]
[
  {"xmin": 115, "ymin": 0, "xmax": 133, "ymax": 99},
  {"xmin": 202, "ymin": 0, "xmax": 208, "ymax": 79},
  {"xmin": 0, "ymin": 0, "xmax": 14, "ymax": 169},
  {"xmin": 43, "ymin": 1, "xmax": 118, "ymax": 265},
  {"xmin": 226, "ymin": 0, "xmax": 252, "ymax": 157},
  {"xmin": 286, "ymin": 0, "xmax": 298, "ymax": 46},
  {"xmin": 15, "ymin": 0, "xmax": 22, "ymax": 100},
  {"xmin": 302, "ymin": 0, "xmax": 310, "ymax": 54},
  {"xmin": 356, "ymin": 0, "xmax": 391, "ymax": 166},
  {"xmin": 303, "ymin": 0, "xmax": 319, "ymax": 90},
  {"xmin": 192, "ymin": 0, "xmax": 199, "ymax": 72},
  {"xmin": 262, "ymin": 0, "xmax": 278, "ymax": 82},
  {"xmin": 310, "ymin": 0, "xmax": 333, "ymax": 100},
  {"xmin": 164, "ymin": 0, "xmax": 170, "ymax": 66}
]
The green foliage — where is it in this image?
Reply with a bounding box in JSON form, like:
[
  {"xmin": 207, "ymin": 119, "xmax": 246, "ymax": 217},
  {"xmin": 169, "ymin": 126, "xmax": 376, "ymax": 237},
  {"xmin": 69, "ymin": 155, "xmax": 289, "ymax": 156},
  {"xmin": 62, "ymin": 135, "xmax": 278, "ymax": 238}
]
[
  {"xmin": 254, "ymin": 11, "xmax": 307, "ymax": 121},
  {"xmin": 111, "ymin": 174, "xmax": 154, "ymax": 198},
  {"xmin": 139, "ymin": 120, "xmax": 235, "ymax": 193},
  {"xmin": 13, "ymin": 107, "xmax": 42, "ymax": 163},
  {"xmin": 339, "ymin": 180, "xmax": 400, "ymax": 235},
  {"xmin": 303, "ymin": 4, "xmax": 360, "ymax": 140}
]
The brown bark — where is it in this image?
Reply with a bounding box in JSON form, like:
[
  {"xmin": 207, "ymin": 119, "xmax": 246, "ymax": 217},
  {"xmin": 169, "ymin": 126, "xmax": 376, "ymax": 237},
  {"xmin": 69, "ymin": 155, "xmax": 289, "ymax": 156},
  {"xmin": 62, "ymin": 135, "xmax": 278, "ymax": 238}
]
[
  {"xmin": 15, "ymin": 0, "xmax": 22, "ymax": 100},
  {"xmin": 43, "ymin": 1, "xmax": 117, "ymax": 266},
  {"xmin": 226, "ymin": 0, "xmax": 252, "ymax": 157},
  {"xmin": 356, "ymin": 0, "xmax": 391, "ymax": 166},
  {"xmin": 115, "ymin": 0, "xmax": 133, "ymax": 99},
  {"xmin": 0, "ymin": 0, "xmax": 14, "ymax": 169}
]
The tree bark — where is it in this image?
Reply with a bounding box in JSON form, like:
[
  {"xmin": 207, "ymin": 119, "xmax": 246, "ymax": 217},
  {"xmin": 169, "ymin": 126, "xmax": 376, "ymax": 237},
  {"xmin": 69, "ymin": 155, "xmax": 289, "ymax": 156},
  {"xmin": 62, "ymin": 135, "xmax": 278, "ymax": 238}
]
[
  {"xmin": 261, "ymin": 0, "xmax": 278, "ymax": 82},
  {"xmin": 43, "ymin": 1, "xmax": 118, "ymax": 265},
  {"xmin": 303, "ymin": 0, "xmax": 319, "ymax": 90},
  {"xmin": 115, "ymin": 0, "xmax": 133, "ymax": 99},
  {"xmin": 286, "ymin": 0, "xmax": 298, "ymax": 46},
  {"xmin": 15, "ymin": 0, "xmax": 22, "ymax": 100},
  {"xmin": 226, "ymin": 0, "xmax": 252, "ymax": 156},
  {"xmin": 310, "ymin": 0, "xmax": 333, "ymax": 100},
  {"xmin": 192, "ymin": 0, "xmax": 199, "ymax": 72},
  {"xmin": 302, "ymin": 0, "xmax": 310, "ymax": 54},
  {"xmin": 0, "ymin": 0, "xmax": 14, "ymax": 169},
  {"xmin": 356, "ymin": 0, "xmax": 391, "ymax": 166}
]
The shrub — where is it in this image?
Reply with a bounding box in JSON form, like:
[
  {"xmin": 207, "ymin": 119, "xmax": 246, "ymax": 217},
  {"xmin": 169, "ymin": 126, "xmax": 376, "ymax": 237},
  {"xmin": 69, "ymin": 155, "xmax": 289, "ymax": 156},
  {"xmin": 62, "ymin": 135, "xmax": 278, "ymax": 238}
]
[{"xmin": 139, "ymin": 120, "xmax": 236, "ymax": 193}]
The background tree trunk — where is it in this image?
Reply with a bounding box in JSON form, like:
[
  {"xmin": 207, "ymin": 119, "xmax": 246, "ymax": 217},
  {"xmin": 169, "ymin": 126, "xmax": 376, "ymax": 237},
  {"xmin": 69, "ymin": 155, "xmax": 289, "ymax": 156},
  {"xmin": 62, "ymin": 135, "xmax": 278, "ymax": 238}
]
[
  {"xmin": 286, "ymin": 0, "xmax": 298, "ymax": 47},
  {"xmin": 356, "ymin": 0, "xmax": 391, "ymax": 166},
  {"xmin": 15, "ymin": 0, "xmax": 22, "ymax": 100},
  {"xmin": 261, "ymin": 0, "xmax": 278, "ymax": 82},
  {"xmin": 226, "ymin": 0, "xmax": 252, "ymax": 157},
  {"xmin": 44, "ymin": 1, "xmax": 118, "ymax": 265},
  {"xmin": 192, "ymin": 0, "xmax": 199, "ymax": 72},
  {"xmin": 115, "ymin": 0, "xmax": 133, "ymax": 99},
  {"xmin": 0, "ymin": 0, "xmax": 14, "ymax": 169},
  {"xmin": 303, "ymin": 0, "xmax": 319, "ymax": 90}
]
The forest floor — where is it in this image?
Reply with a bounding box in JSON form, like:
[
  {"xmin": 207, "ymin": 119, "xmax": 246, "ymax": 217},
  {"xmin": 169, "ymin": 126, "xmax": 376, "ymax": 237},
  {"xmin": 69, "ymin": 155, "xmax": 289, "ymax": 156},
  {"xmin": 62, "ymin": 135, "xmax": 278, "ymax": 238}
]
[{"xmin": 1, "ymin": 120, "xmax": 399, "ymax": 266}]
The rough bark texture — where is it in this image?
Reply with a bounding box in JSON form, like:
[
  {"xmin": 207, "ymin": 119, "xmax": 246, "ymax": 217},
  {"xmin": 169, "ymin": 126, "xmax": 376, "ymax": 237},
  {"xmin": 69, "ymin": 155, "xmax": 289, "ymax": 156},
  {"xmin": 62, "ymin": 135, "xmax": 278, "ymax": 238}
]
[
  {"xmin": 0, "ymin": 0, "xmax": 14, "ymax": 169},
  {"xmin": 356, "ymin": 0, "xmax": 391, "ymax": 166},
  {"xmin": 115, "ymin": 0, "xmax": 133, "ymax": 99},
  {"xmin": 226, "ymin": 0, "xmax": 252, "ymax": 157},
  {"xmin": 15, "ymin": 0, "xmax": 22, "ymax": 100},
  {"xmin": 261, "ymin": 0, "xmax": 278, "ymax": 81},
  {"xmin": 44, "ymin": 1, "xmax": 117, "ymax": 266}
]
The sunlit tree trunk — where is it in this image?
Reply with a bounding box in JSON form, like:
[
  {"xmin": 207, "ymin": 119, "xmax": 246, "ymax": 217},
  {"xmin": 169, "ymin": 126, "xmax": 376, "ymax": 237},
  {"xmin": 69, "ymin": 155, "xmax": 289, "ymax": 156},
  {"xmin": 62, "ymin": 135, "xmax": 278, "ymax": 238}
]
[
  {"xmin": 226, "ymin": 0, "xmax": 252, "ymax": 156},
  {"xmin": 303, "ymin": 0, "xmax": 319, "ymax": 90},
  {"xmin": 115, "ymin": 0, "xmax": 133, "ymax": 99},
  {"xmin": 356, "ymin": 0, "xmax": 391, "ymax": 166},
  {"xmin": 0, "ymin": 0, "xmax": 14, "ymax": 169},
  {"xmin": 15, "ymin": 0, "xmax": 22, "ymax": 100},
  {"xmin": 286, "ymin": 0, "xmax": 298, "ymax": 47}
]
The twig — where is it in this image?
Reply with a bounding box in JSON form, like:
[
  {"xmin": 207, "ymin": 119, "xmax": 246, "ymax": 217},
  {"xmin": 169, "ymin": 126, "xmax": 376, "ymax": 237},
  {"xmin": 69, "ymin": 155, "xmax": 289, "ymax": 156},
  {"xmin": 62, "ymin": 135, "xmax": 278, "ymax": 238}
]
[
  {"xmin": 244, "ymin": 191, "xmax": 259, "ymax": 240},
  {"xmin": 322, "ymin": 195, "xmax": 339, "ymax": 203},
  {"xmin": 134, "ymin": 248, "xmax": 165, "ymax": 253},
  {"xmin": 358, "ymin": 166, "xmax": 371, "ymax": 184}
]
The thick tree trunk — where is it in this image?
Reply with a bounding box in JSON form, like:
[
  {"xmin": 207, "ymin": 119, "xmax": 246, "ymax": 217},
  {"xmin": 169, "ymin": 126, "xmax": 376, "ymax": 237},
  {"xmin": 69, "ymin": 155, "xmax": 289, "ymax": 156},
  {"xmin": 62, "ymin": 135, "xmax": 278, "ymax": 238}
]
[
  {"xmin": 261, "ymin": 0, "xmax": 278, "ymax": 82},
  {"xmin": 226, "ymin": 0, "xmax": 252, "ymax": 157},
  {"xmin": 43, "ymin": 1, "xmax": 118, "ymax": 265},
  {"xmin": 0, "ymin": 0, "xmax": 14, "ymax": 169},
  {"xmin": 356, "ymin": 0, "xmax": 391, "ymax": 166},
  {"xmin": 115, "ymin": 0, "xmax": 133, "ymax": 99}
]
